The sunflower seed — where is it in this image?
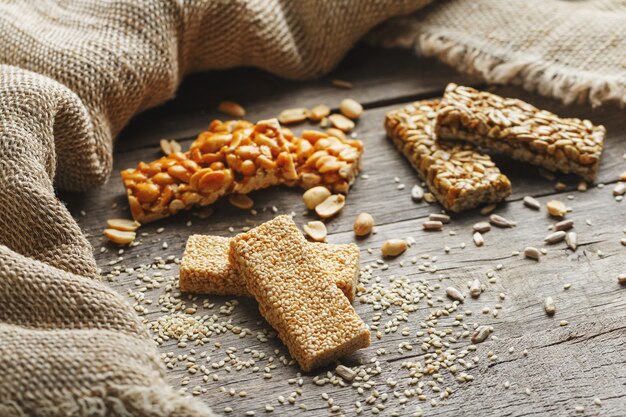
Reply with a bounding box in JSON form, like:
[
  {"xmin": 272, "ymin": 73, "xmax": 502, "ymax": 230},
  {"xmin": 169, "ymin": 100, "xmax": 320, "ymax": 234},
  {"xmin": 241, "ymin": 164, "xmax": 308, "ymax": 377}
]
[
  {"xmin": 471, "ymin": 326, "xmax": 491, "ymax": 344},
  {"xmin": 524, "ymin": 247, "xmax": 540, "ymax": 260},
  {"xmin": 445, "ymin": 286, "xmax": 464, "ymax": 302},
  {"xmin": 335, "ymin": 365, "xmax": 357, "ymax": 382},
  {"xmin": 544, "ymin": 231, "xmax": 566, "ymax": 244},
  {"xmin": 473, "ymin": 232, "xmax": 484, "ymax": 247},
  {"xmin": 523, "ymin": 196, "xmax": 541, "ymax": 210},
  {"xmin": 554, "ymin": 219, "xmax": 574, "ymax": 231},
  {"xmin": 472, "ymin": 221, "xmax": 491, "ymax": 233},
  {"xmin": 470, "ymin": 279, "xmax": 482, "ymax": 298},
  {"xmin": 411, "ymin": 185, "xmax": 424, "ymax": 201},
  {"xmin": 429, "ymin": 213, "xmax": 450, "ymax": 223},
  {"xmin": 489, "ymin": 214, "xmax": 516, "ymax": 228},
  {"xmin": 423, "ymin": 221, "xmax": 443, "ymax": 231},
  {"xmin": 544, "ymin": 296, "xmax": 556, "ymax": 316},
  {"xmin": 565, "ymin": 232, "xmax": 577, "ymax": 251}
]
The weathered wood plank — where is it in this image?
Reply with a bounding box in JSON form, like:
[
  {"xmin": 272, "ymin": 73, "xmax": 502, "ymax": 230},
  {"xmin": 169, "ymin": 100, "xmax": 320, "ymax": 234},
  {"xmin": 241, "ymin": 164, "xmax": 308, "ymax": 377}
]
[
  {"xmin": 60, "ymin": 48, "xmax": 626, "ymax": 416},
  {"xmin": 115, "ymin": 45, "xmax": 480, "ymax": 152}
]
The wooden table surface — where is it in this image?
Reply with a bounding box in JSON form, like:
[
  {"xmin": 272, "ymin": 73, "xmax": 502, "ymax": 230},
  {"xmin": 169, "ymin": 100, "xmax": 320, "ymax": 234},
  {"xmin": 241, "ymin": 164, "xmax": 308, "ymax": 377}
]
[{"xmin": 64, "ymin": 45, "xmax": 626, "ymax": 416}]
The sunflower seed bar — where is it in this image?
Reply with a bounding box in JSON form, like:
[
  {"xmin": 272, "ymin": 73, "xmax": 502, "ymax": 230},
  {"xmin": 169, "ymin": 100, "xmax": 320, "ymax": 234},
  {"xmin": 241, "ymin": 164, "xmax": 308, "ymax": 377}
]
[
  {"xmin": 121, "ymin": 120, "xmax": 362, "ymax": 223},
  {"xmin": 179, "ymin": 234, "xmax": 360, "ymax": 301},
  {"xmin": 436, "ymin": 84, "xmax": 605, "ymax": 181},
  {"xmin": 385, "ymin": 100, "xmax": 512, "ymax": 212},
  {"xmin": 230, "ymin": 215, "xmax": 370, "ymax": 371}
]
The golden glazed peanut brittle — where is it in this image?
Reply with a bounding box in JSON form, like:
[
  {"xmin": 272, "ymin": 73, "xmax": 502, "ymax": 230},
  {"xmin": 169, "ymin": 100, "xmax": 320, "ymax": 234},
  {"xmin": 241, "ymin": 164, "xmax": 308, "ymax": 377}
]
[
  {"xmin": 230, "ymin": 216, "xmax": 370, "ymax": 371},
  {"xmin": 385, "ymin": 100, "xmax": 512, "ymax": 212},
  {"xmin": 122, "ymin": 119, "xmax": 363, "ymax": 223},
  {"xmin": 436, "ymin": 84, "xmax": 605, "ymax": 181}
]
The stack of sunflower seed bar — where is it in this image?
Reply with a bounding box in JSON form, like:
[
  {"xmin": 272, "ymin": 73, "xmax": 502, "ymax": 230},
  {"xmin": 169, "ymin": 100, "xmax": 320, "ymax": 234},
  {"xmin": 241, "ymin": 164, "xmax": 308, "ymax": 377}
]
[
  {"xmin": 436, "ymin": 84, "xmax": 605, "ymax": 182},
  {"xmin": 179, "ymin": 216, "xmax": 370, "ymax": 371},
  {"xmin": 385, "ymin": 99, "xmax": 512, "ymax": 212},
  {"xmin": 122, "ymin": 119, "xmax": 363, "ymax": 223},
  {"xmin": 386, "ymin": 84, "xmax": 605, "ymax": 211}
]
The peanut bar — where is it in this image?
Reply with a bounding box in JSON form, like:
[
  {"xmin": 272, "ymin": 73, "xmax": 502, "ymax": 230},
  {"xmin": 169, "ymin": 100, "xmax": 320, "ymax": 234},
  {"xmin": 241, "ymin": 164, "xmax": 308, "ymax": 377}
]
[
  {"xmin": 230, "ymin": 215, "xmax": 370, "ymax": 371},
  {"xmin": 121, "ymin": 119, "xmax": 363, "ymax": 223},
  {"xmin": 436, "ymin": 84, "xmax": 605, "ymax": 181},
  {"xmin": 179, "ymin": 234, "xmax": 360, "ymax": 301},
  {"xmin": 385, "ymin": 100, "xmax": 512, "ymax": 212}
]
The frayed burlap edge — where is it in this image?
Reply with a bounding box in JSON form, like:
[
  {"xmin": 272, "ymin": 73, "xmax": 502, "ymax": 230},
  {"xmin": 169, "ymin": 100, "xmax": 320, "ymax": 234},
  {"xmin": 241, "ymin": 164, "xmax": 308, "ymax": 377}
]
[{"xmin": 416, "ymin": 33, "xmax": 626, "ymax": 108}]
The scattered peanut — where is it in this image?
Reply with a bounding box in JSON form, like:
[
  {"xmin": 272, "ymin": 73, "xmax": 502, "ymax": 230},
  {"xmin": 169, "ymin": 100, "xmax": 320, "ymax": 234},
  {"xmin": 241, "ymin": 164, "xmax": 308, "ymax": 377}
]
[
  {"xmin": 104, "ymin": 229, "xmax": 136, "ymax": 245},
  {"xmin": 106, "ymin": 218, "xmax": 141, "ymax": 232},
  {"xmin": 328, "ymin": 114, "xmax": 355, "ymax": 132},
  {"xmin": 302, "ymin": 186, "xmax": 331, "ymax": 210},
  {"xmin": 339, "ymin": 98, "xmax": 363, "ymax": 119},
  {"xmin": 524, "ymin": 246, "xmax": 541, "ymax": 261},
  {"xmin": 278, "ymin": 108, "xmax": 309, "ymax": 124},
  {"xmin": 315, "ymin": 194, "xmax": 345, "ymax": 218},
  {"xmin": 381, "ymin": 239, "xmax": 407, "ymax": 257},
  {"xmin": 159, "ymin": 139, "xmax": 181, "ymax": 156},
  {"xmin": 308, "ymin": 104, "xmax": 330, "ymax": 121},
  {"xmin": 546, "ymin": 200, "xmax": 567, "ymax": 217},
  {"xmin": 303, "ymin": 221, "xmax": 327, "ymax": 242},
  {"xmin": 218, "ymin": 100, "xmax": 246, "ymax": 117},
  {"xmin": 353, "ymin": 212, "xmax": 374, "ymax": 237},
  {"xmin": 326, "ymin": 128, "xmax": 346, "ymax": 140},
  {"xmin": 229, "ymin": 194, "xmax": 254, "ymax": 210}
]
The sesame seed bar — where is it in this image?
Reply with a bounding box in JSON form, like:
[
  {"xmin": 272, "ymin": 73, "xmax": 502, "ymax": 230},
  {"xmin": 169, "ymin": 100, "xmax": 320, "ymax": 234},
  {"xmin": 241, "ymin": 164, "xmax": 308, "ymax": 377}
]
[
  {"xmin": 121, "ymin": 119, "xmax": 363, "ymax": 223},
  {"xmin": 385, "ymin": 100, "xmax": 512, "ymax": 212},
  {"xmin": 230, "ymin": 215, "xmax": 370, "ymax": 371},
  {"xmin": 179, "ymin": 234, "xmax": 360, "ymax": 301},
  {"xmin": 436, "ymin": 84, "xmax": 605, "ymax": 181}
]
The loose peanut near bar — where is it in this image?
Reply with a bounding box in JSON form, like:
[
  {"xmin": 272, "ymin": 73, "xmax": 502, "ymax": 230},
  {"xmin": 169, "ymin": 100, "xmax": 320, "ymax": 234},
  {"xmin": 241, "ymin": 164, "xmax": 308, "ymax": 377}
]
[
  {"xmin": 385, "ymin": 100, "xmax": 512, "ymax": 212},
  {"xmin": 179, "ymin": 235, "xmax": 360, "ymax": 301},
  {"xmin": 122, "ymin": 120, "xmax": 363, "ymax": 223},
  {"xmin": 230, "ymin": 215, "xmax": 370, "ymax": 371},
  {"xmin": 436, "ymin": 84, "xmax": 605, "ymax": 181}
]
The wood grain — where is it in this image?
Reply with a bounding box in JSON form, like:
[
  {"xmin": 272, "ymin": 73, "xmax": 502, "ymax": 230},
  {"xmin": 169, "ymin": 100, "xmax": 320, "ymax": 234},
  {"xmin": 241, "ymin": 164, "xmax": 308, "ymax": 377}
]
[{"xmin": 64, "ymin": 45, "xmax": 626, "ymax": 416}]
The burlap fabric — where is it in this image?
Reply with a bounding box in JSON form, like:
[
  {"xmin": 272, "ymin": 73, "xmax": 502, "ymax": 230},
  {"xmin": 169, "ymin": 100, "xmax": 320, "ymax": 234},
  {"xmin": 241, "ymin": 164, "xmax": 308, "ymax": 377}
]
[
  {"xmin": 0, "ymin": 1, "xmax": 624, "ymax": 416},
  {"xmin": 369, "ymin": 0, "xmax": 626, "ymax": 107}
]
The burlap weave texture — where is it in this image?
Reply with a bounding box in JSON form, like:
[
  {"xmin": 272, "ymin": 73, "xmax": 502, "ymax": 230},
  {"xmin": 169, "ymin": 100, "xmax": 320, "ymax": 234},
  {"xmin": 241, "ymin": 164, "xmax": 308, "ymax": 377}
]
[{"xmin": 1, "ymin": 0, "xmax": 623, "ymax": 415}]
